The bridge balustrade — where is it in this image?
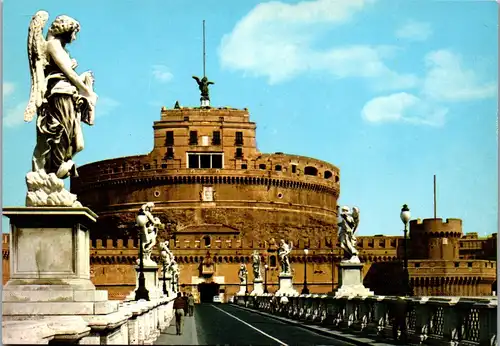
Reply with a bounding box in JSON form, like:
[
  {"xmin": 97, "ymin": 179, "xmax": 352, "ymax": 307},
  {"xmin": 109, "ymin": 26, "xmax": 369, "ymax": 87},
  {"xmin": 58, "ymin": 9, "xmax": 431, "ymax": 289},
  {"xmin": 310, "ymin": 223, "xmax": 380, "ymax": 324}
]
[{"xmin": 235, "ymin": 294, "xmax": 497, "ymax": 346}]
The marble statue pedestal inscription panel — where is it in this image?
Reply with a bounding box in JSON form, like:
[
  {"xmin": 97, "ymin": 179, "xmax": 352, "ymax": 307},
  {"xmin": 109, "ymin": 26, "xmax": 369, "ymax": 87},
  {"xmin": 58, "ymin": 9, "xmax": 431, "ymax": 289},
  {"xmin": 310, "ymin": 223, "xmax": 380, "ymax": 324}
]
[
  {"xmin": 125, "ymin": 264, "xmax": 162, "ymax": 301},
  {"xmin": 3, "ymin": 207, "xmax": 97, "ymax": 288},
  {"xmin": 250, "ymin": 279, "xmax": 264, "ymax": 296},
  {"xmin": 2, "ymin": 207, "xmax": 119, "ymax": 317},
  {"xmin": 237, "ymin": 284, "xmax": 247, "ymax": 296},
  {"xmin": 275, "ymin": 274, "xmax": 298, "ymax": 296},
  {"xmin": 334, "ymin": 262, "xmax": 374, "ymax": 297}
]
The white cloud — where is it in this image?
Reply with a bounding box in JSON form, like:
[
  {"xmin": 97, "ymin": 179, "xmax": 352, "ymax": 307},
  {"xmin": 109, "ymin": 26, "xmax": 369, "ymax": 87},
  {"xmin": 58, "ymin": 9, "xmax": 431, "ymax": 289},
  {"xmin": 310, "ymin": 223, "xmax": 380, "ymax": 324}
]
[
  {"xmin": 362, "ymin": 92, "xmax": 447, "ymax": 127},
  {"xmin": 219, "ymin": 0, "xmax": 416, "ymax": 89},
  {"xmin": 395, "ymin": 20, "xmax": 432, "ymax": 41},
  {"xmin": 96, "ymin": 96, "xmax": 120, "ymax": 117},
  {"xmin": 4, "ymin": 101, "xmax": 28, "ymax": 128},
  {"xmin": 152, "ymin": 65, "xmax": 174, "ymax": 83},
  {"xmin": 3, "ymin": 82, "xmax": 15, "ymax": 98},
  {"xmin": 422, "ymin": 50, "xmax": 497, "ymax": 102},
  {"xmin": 362, "ymin": 49, "xmax": 495, "ymax": 127}
]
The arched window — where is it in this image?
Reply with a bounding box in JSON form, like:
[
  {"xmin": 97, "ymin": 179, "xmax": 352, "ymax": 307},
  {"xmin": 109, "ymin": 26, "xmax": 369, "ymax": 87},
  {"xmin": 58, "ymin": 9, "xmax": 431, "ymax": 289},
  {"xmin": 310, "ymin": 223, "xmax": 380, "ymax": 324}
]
[
  {"xmin": 203, "ymin": 236, "xmax": 211, "ymax": 247},
  {"xmin": 324, "ymin": 170, "xmax": 333, "ymax": 179},
  {"xmin": 304, "ymin": 166, "xmax": 318, "ymax": 176},
  {"xmin": 270, "ymin": 255, "xmax": 277, "ymax": 267},
  {"xmin": 275, "ymin": 165, "xmax": 282, "ymax": 171}
]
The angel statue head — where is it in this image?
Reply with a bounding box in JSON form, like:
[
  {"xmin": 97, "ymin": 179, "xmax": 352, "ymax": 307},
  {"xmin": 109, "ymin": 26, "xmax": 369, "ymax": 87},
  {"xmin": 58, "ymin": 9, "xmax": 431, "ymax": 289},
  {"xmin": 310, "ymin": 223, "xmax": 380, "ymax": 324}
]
[{"xmin": 47, "ymin": 15, "xmax": 80, "ymax": 43}]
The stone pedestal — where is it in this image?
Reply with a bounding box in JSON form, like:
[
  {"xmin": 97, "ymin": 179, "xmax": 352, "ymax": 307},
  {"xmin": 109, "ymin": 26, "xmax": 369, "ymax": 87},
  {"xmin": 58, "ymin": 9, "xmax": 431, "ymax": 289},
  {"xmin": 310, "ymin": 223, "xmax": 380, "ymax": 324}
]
[
  {"xmin": 201, "ymin": 98, "xmax": 210, "ymax": 107},
  {"xmin": 161, "ymin": 274, "xmax": 173, "ymax": 297},
  {"xmin": 333, "ymin": 261, "xmax": 374, "ymax": 297},
  {"xmin": 237, "ymin": 283, "xmax": 247, "ymax": 296},
  {"xmin": 275, "ymin": 274, "xmax": 299, "ymax": 296},
  {"xmin": 251, "ymin": 279, "xmax": 264, "ymax": 296},
  {"xmin": 2, "ymin": 207, "xmax": 119, "ymax": 317},
  {"xmin": 125, "ymin": 264, "xmax": 162, "ymax": 301}
]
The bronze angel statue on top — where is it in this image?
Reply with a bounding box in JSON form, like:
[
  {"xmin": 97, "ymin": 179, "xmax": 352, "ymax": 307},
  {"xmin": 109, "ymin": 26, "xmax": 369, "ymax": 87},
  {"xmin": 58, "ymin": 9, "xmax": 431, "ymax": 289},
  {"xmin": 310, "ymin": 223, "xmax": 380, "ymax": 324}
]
[
  {"xmin": 24, "ymin": 11, "xmax": 98, "ymax": 207},
  {"xmin": 192, "ymin": 75, "xmax": 214, "ymax": 102}
]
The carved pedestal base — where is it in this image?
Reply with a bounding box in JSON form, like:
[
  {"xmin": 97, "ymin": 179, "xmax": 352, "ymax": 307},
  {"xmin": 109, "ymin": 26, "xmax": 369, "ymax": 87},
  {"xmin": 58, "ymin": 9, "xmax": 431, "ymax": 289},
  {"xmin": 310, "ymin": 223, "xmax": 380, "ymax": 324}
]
[
  {"xmin": 250, "ymin": 279, "xmax": 264, "ymax": 296},
  {"xmin": 333, "ymin": 261, "xmax": 374, "ymax": 297},
  {"xmin": 201, "ymin": 98, "xmax": 210, "ymax": 107},
  {"xmin": 275, "ymin": 274, "xmax": 299, "ymax": 296},
  {"xmin": 125, "ymin": 264, "xmax": 162, "ymax": 301},
  {"xmin": 2, "ymin": 207, "xmax": 118, "ymax": 317},
  {"xmin": 237, "ymin": 284, "xmax": 248, "ymax": 296}
]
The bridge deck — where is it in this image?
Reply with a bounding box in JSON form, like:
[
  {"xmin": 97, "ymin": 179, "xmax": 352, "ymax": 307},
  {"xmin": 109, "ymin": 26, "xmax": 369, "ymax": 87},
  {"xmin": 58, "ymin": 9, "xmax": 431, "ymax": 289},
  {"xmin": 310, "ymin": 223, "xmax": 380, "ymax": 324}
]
[{"xmin": 156, "ymin": 303, "xmax": 399, "ymax": 346}]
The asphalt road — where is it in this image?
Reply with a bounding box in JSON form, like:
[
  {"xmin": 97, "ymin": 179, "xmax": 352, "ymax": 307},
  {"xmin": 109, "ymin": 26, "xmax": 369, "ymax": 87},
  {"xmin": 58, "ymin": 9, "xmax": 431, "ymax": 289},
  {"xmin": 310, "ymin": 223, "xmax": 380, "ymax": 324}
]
[{"xmin": 194, "ymin": 303, "xmax": 356, "ymax": 346}]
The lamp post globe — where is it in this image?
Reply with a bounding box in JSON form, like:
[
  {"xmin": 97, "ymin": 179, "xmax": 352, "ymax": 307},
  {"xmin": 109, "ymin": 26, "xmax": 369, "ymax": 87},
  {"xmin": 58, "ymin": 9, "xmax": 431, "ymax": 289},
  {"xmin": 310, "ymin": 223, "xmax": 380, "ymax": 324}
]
[
  {"xmin": 400, "ymin": 204, "xmax": 413, "ymax": 297},
  {"xmin": 400, "ymin": 204, "xmax": 411, "ymax": 225}
]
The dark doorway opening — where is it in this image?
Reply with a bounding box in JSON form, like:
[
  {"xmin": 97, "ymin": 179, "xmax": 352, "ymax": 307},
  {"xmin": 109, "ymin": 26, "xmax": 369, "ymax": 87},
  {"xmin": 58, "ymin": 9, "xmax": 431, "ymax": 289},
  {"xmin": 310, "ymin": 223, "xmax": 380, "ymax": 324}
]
[{"xmin": 198, "ymin": 282, "xmax": 220, "ymax": 303}]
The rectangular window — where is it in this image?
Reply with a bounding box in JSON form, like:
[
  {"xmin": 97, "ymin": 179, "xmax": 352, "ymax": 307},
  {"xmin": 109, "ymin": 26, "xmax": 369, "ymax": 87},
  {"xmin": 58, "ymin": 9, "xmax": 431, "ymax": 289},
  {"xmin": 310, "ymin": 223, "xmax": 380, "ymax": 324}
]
[
  {"xmin": 165, "ymin": 131, "xmax": 174, "ymax": 146},
  {"xmin": 201, "ymin": 136, "xmax": 209, "ymax": 146},
  {"xmin": 200, "ymin": 155, "xmax": 211, "ymax": 168},
  {"xmin": 166, "ymin": 147, "xmax": 174, "ymax": 159},
  {"xmin": 188, "ymin": 154, "xmax": 200, "ymax": 168},
  {"xmin": 291, "ymin": 165, "xmax": 297, "ymax": 173},
  {"xmin": 212, "ymin": 154, "xmax": 223, "ymax": 168},
  {"xmin": 212, "ymin": 131, "xmax": 221, "ymax": 145},
  {"xmin": 189, "ymin": 131, "xmax": 198, "ymax": 145},
  {"xmin": 235, "ymin": 132, "xmax": 243, "ymax": 146},
  {"xmin": 187, "ymin": 153, "xmax": 224, "ymax": 169},
  {"xmin": 235, "ymin": 148, "xmax": 243, "ymax": 158}
]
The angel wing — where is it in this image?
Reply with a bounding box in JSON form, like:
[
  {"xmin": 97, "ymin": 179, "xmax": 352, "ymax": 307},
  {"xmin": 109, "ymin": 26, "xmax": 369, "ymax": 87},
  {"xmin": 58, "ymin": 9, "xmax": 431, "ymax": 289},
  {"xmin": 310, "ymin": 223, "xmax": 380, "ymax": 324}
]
[
  {"xmin": 192, "ymin": 75, "xmax": 201, "ymax": 84},
  {"xmin": 24, "ymin": 11, "xmax": 50, "ymax": 123},
  {"xmin": 288, "ymin": 240, "xmax": 293, "ymax": 252},
  {"xmin": 352, "ymin": 207, "xmax": 360, "ymax": 233}
]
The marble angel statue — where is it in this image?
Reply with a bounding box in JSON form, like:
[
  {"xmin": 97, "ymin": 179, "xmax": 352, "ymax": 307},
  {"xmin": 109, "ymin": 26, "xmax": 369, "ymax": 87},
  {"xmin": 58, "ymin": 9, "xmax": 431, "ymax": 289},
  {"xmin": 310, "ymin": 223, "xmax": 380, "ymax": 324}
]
[
  {"xmin": 252, "ymin": 250, "xmax": 262, "ymax": 280},
  {"xmin": 278, "ymin": 239, "xmax": 293, "ymax": 275},
  {"xmin": 24, "ymin": 11, "xmax": 98, "ymax": 207},
  {"xmin": 159, "ymin": 240, "xmax": 174, "ymax": 272},
  {"xmin": 238, "ymin": 264, "xmax": 248, "ymax": 284},
  {"xmin": 136, "ymin": 202, "xmax": 163, "ymax": 266},
  {"xmin": 170, "ymin": 261, "xmax": 180, "ymax": 292},
  {"xmin": 338, "ymin": 206, "xmax": 360, "ymax": 262}
]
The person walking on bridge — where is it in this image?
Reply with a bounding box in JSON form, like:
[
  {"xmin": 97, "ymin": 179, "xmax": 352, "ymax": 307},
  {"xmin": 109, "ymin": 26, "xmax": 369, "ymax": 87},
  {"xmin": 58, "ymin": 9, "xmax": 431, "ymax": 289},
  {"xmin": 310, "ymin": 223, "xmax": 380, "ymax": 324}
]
[
  {"xmin": 173, "ymin": 292, "xmax": 187, "ymax": 335},
  {"xmin": 187, "ymin": 293, "xmax": 195, "ymax": 316}
]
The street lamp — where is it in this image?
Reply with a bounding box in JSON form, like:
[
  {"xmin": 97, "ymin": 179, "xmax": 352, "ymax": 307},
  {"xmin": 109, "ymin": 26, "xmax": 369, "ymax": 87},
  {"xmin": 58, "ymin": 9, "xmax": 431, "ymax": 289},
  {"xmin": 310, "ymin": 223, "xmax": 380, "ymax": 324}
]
[
  {"xmin": 264, "ymin": 264, "xmax": 269, "ymax": 293},
  {"xmin": 301, "ymin": 248, "xmax": 310, "ymax": 294},
  {"xmin": 135, "ymin": 230, "xmax": 150, "ymax": 301},
  {"xmin": 400, "ymin": 204, "xmax": 413, "ymax": 297},
  {"xmin": 245, "ymin": 266, "xmax": 249, "ymax": 295}
]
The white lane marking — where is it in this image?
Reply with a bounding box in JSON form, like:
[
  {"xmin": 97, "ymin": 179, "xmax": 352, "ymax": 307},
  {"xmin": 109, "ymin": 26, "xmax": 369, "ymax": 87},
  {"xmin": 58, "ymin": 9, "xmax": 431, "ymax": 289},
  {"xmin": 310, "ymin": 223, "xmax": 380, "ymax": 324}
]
[{"xmin": 211, "ymin": 304, "xmax": 289, "ymax": 346}]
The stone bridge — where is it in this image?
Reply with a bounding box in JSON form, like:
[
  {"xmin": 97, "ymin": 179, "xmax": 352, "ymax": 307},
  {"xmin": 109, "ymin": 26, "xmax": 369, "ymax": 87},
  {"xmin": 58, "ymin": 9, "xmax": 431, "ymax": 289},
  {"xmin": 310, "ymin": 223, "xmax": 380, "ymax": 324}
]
[{"xmin": 4, "ymin": 292, "xmax": 496, "ymax": 345}]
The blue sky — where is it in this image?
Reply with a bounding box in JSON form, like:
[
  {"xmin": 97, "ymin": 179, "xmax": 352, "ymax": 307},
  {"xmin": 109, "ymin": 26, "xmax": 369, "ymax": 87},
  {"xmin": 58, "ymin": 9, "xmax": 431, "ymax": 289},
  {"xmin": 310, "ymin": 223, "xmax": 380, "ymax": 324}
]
[{"xmin": 2, "ymin": 0, "xmax": 498, "ymax": 237}]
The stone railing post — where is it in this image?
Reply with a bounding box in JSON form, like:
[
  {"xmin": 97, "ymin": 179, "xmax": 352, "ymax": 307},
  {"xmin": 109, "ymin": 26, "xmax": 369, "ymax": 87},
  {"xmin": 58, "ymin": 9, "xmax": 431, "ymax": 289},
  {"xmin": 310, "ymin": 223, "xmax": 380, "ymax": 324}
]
[
  {"xmin": 411, "ymin": 297, "xmax": 432, "ymax": 345},
  {"xmin": 474, "ymin": 299, "xmax": 497, "ymax": 346}
]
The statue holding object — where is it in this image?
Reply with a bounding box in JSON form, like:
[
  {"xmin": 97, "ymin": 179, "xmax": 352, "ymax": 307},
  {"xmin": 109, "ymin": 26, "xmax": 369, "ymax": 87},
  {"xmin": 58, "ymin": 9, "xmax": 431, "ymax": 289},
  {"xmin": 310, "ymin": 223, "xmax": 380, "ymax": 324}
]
[
  {"xmin": 278, "ymin": 239, "xmax": 293, "ymax": 275},
  {"xmin": 238, "ymin": 264, "xmax": 248, "ymax": 284},
  {"xmin": 24, "ymin": 11, "xmax": 98, "ymax": 207},
  {"xmin": 252, "ymin": 250, "xmax": 262, "ymax": 280},
  {"xmin": 136, "ymin": 202, "xmax": 163, "ymax": 266},
  {"xmin": 338, "ymin": 206, "xmax": 360, "ymax": 262}
]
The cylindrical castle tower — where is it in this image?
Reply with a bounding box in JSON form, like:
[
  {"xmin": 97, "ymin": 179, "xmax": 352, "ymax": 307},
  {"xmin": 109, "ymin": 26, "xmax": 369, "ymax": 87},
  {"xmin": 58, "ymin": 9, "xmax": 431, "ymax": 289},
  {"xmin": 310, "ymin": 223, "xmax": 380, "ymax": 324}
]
[
  {"xmin": 409, "ymin": 218, "xmax": 463, "ymax": 260},
  {"xmin": 71, "ymin": 106, "xmax": 340, "ymax": 246}
]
